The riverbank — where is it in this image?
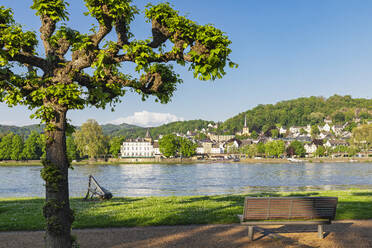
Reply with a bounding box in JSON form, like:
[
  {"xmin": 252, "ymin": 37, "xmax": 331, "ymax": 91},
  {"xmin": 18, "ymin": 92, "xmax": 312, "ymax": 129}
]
[
  {"xmin": 1, "ymin": 157, "xmax": 371, "ymax": 166},
  {"xmin": 1, "ymin": 189, "xmax": 372, "ymax": 232}
]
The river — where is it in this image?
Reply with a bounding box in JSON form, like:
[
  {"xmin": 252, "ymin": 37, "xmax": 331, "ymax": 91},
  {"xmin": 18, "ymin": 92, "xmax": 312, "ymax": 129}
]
[{"xmin": 1, "ymin": 162, "xmax": 372, "ymax": 197}]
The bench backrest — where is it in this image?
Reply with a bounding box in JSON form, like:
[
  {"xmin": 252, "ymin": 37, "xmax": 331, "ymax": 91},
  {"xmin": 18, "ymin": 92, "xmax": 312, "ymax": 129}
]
[{"xmin": 243, "ymin": 197, "xmax": 338, "ymax": 221}]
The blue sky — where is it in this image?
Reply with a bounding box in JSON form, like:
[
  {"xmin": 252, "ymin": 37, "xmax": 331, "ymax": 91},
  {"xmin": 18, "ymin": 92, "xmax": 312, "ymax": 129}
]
[{"xmin": 1, "ymin": 0, "xmax": 372, "ymax": 126}]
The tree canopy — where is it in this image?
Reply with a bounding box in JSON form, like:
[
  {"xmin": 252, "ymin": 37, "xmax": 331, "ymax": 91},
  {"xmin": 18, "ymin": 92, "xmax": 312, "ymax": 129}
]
[{"xmin": 0, "ymin": 1, "xmax": 235, "ymax": 246}]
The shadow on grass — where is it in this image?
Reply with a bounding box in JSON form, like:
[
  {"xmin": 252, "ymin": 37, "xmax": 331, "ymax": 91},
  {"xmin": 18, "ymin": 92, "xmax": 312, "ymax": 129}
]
[{"xmin": 351, "ymin": 192, "xmax": 372, "ymax": 196}]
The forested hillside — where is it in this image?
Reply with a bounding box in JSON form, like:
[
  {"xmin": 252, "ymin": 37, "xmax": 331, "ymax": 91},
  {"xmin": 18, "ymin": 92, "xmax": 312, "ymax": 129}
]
[
  {"xmin": 1, "ymin": 95, "xmax": 371, "ymax": 138},
  {"xmin": 105, "ymin": 120, "xmax": 214, "ymax": 138},
  {"xmin": 222, "ymin": 95, "xmax": 372, "ymax": 134},
  {"xmin": 0, "ymin": 124, "xmax": 44, "ymax": 137}
]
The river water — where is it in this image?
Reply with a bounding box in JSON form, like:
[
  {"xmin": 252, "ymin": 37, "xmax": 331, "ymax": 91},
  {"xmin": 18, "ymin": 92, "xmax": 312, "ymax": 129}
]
[{"xmin": 1, "ymin": 162, "xmax": 372, "ymax": 197}]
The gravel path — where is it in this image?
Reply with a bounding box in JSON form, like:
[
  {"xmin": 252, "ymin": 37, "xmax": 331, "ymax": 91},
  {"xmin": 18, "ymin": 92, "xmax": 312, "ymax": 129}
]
[{"xmin": 1, "ymin": 220, "xmax": 372, "ymax": 248}]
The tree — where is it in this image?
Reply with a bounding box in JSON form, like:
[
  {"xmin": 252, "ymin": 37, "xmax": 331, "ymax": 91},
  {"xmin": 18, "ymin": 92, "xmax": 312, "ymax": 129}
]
[
  {"xmin": 0, "ymin": 2, "xmax": 235, "ymax": 246},
  {"xmin": 250, "ymin": 130, "xmax": 258, "ymax": 139},
  {"xmin": 178, "ymin": 137, "xmax": 196, "ymax": 157},
  {"xmin": 109, "ymin": 136, "xmax": 125, "ymax": 158},
  {"xmin": 74, "ymin": 119, "xmax": 108, "ymax": 160},
  {"xmin": 66, "ymin": 135, "xmax": 79, "ymax": 161},
  {"xmin": 0, "ymin": 133, "xmax": 14, "ymax": 160},
  {"xmin": 352, "ymin": 124, "xmax": 372, "ymax": 154},
  {"xmin": 271, "ymin": 129, "xmax": 279, "ymax": 138},
  {"xmin": 264, "ymin": 140, "xmax": 285, "ymax": 158},
  {"xmin": 315, "ymin": 145, "xmax": 326, "ymax": 157},
  {"xmin": 11, "ymin": 134, "xmax": 24, "ymax": 161},
  {"xmin": 22, "ymin": 131, "xmax": 43, "ymax": 160},
  {"xmin": 159, "ymin": 134, "xmax": 178, "ymax": 157},
  {"xmin": 311, "ymin": 125, "xmax": 320, "ymax": 138},
  {"xmin": 287, "ymin": 140, "xmax": 306, "ymax": 157}
]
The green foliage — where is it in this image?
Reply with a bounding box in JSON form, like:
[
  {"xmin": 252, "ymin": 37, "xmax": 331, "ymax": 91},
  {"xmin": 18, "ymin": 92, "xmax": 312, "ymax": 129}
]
[
  {"xmin": 264, "ymin": 140, "xmax": 285, "ymax": 158},
  {"xmin": 0, "ymin": 132, "xmax": 13, "ymax": 160},
  {"xmin": 40, "ymin": 159, "xmax": 64, "ymax": 191},
  {"xmin": 31, "ymin": 0, "xmax": 69, "ymax": 21},
  {"xmin": 222, "ymin": 95, "xmax": 372, "ymax": 134},
  {"xmin": 288, "ymin": 140, "xmax": 306, "ymax": 157},
  {"xmin": 11, "ymin": 134, "xmax": 24, "ymax": 161},
  {"xmin": 352, "ymin": 124, "xmax": 372, "ymax": 152},
  {"xmin": 159, "ymin": 134, "xmax": 178, "ymax": 158},
  {"xmin": 240, "ymin": 144, "xmax": 258, "ymax": 158},
  {"xmin": 0, "ymin": 6, "xmax": 38, "ymax": 65},
  {"xmin": 332, "ymin": 111, "xmax": 346, "ymax": 124},
  {"xmin": 22, "ymin": 131, "xmax": 43, "ymax": 160},
  {"xmin": 178, "ymin": 137, "xmax": 196, "ymax": 157},
  {"xmin": 256, "ymin": 142, "xmax": 265, "ymax": 155},
  {"xmin": 73, "ymin": 119, "xmax": 108, "ymax": 159},
  {"xmin": 315, "ymin": 145, "xmax": 326, "ymax": 157},
  {"xmin": 49, "ymin": 25, "xmax": 93, "ymax": 51},
  {"xmin": 145, "ymin": 2, "xmax": 236, "ymax": 81},
  {"xmin": 66, "ymin": 136, "xmax": 79, "ymax": 161},
  {"xmin": 109, "ymin": 136, "xmax": 125, "ymax": 158},
  {"xmin": 311, "ymin": 125, "xmax": 320, "ymax": 137},
  {"xmin": 84, "ymin": 0, "xmax": 138, "ymax": 25},
  {"xmin": 250, "ymin": 130, "xmax": 258, "ymax": 139},
  {"xmin": 270, "ymin": 129, "xmax": 279, "ymax": 138}
]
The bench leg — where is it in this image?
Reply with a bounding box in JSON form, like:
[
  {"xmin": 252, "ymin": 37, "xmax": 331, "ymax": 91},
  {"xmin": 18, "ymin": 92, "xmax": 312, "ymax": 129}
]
[
  {"xmin": 318, "ymin": 225, "xmax": 324, "ymax": 239},
  {"xmin": 248, "ymin": 226, "xmax": 254, "ymax": 241}
]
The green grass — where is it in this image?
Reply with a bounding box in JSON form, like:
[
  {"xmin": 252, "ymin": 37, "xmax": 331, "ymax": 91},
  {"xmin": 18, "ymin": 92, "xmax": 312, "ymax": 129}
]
[{"xmin": 1, "ymin": 189, "xmax": 372, "ymax": 231}]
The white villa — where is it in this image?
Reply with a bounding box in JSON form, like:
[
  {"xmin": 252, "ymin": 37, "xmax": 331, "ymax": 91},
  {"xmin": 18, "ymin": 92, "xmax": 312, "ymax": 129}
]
[{"xmin": 120, "ymin": 129, "xmax": 160, "ymax": 158}]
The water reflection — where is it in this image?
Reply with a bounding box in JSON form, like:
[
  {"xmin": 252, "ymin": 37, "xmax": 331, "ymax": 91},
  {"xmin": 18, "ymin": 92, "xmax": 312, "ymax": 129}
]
[{"xmin": 0, "ymin": 162, "xmax": 372, "ymax": 197}]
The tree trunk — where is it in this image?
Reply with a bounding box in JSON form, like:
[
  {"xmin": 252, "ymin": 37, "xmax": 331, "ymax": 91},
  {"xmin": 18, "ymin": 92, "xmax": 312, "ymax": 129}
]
[{"xmin": 42, "ymin": 108, "xmax": 73, "ymax": 248}]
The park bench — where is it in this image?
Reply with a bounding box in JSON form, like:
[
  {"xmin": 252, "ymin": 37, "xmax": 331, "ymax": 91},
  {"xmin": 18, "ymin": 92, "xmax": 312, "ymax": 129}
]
[
  {"xmin": 84, "ymin": 175, "xmax": 113, "ymax": 200},
  {"xmin": 238, "ymin": 197, "xmax": 338, "ymax": 241}
]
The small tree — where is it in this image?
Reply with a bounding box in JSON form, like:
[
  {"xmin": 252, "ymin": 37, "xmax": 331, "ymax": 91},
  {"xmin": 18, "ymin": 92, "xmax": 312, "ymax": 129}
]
[
  {"xmin": 159, "ymin": 134, "xmax": 178, "ymax": 157},
  {"xmin": 311, "ymin": 125, "xmax": 320, "ymax": 138},
  {"xmin": 109, "ymin": 136, "xmax": 125, "ymax": 158},
  {"xmin": 22, "ymin": 131, "xmax": 43, "ymax": 160},
  {"xmin": 66, "ymin": 135, "xmax": 79, "ymax": 161},
  {"xmin": 315, "ymin": 145, "xmax": 326, "ymax": 157},
  {"xmin": 178, "ymin": 137, "xmax": 196, "ymax": 157},
  {"xmin": 0, "ymin": 132, "xmax": 13, "ymax": 160},
  {"xmin": 0, "ymin": 1, "xmax": 235, "ymax": 246},
  {"xmin": 74, "ymin": 119, "xmax": 107, "ymax": 160},
  {"xmin": 287, "ymin": 140, "xmax": 306, "ymax": 157},
  {"xmin": 11, "ymin": 134, "xmax": 24, "ymax": 161}
]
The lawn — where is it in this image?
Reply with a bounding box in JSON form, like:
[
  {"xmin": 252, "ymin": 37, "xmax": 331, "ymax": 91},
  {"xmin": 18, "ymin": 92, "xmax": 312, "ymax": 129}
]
[{"xmin": 1, "ymin": 189, "xmax": 372, "ymax": 231}]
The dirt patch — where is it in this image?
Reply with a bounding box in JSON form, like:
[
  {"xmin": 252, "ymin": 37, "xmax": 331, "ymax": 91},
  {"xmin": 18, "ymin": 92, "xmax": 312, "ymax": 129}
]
[{"xmin": 1, "ymin": 220, "xmax": 371, "ymax": 248}]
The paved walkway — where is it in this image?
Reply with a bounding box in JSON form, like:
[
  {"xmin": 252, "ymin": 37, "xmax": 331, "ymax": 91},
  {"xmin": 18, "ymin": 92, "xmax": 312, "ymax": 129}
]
[{"xmin": 1, "ymin": 220, "xmax": 372, "ymax": 248}]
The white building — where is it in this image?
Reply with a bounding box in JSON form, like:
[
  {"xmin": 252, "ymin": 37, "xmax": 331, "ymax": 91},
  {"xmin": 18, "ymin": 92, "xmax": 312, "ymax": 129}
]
[
  {"xmin": 304, "ymin": 143, "xmax": 317, "ymax": 154},
  {"xmin": 120, "ymin": 129, "xmax": 159, "ymax": 158}
]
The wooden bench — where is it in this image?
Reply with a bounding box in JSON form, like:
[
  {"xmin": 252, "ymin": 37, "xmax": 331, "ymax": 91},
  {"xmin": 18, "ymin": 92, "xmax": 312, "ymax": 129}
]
[{"xmin": 238, "ymin": 197, "xmax": 338, "ymax": 241}]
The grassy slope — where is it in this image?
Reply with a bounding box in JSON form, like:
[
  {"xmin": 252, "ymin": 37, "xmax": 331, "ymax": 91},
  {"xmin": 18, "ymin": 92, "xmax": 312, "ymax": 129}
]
[{"xmin": 1, "ymin": 189, "xmax": 372, "ymax": 231}]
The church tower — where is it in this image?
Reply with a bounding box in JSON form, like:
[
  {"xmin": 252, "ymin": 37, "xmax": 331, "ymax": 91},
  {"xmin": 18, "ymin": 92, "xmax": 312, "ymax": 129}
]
[
  {"xmin": 144, "ymin": 128, "xmax": 153, "ymax": 143},
  {"xmin": 242, "ymin": 115, "xmax": 250, "ymax": 135}
]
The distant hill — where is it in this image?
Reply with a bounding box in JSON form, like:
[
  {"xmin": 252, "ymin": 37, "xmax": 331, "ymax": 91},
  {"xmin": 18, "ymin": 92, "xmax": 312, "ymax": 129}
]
[
  {"xmin": 0, "ymin": 124, "xmax": 44, "ymax": 137},
  {"xmin": 1, "ymin": 95, "xmax": 371, "ymax": 138},
  {"xmin": 0, "ymin": 120, "xmax": 214, "ymax": 139},
  {"xmin": 221, "ymin": 95, "xmax": 372, "ymax": 134},
  {"xmin": 104, "ymin": 119, "xmax": 215, "ymax": 138}
]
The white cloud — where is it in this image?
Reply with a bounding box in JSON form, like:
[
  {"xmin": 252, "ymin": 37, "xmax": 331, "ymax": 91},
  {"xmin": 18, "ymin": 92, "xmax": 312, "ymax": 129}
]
[{"xmin": 108, "ymin": 111, "xmax": 184, "ymax": 127}]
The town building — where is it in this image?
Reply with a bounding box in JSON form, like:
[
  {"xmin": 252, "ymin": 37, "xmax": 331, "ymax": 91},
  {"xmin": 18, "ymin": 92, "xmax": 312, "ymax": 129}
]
[
  {"xmin": 120, "ymin": 129, "xmax": 159, "ymax": 158},
  {"xmin": 236, "ymin": 115, "xmax": 251, "ymax": 136}
]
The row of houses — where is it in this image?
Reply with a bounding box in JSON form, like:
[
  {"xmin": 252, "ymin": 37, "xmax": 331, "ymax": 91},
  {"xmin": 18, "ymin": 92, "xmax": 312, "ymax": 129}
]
[{"xmin": 119, "ymin": 117, "xmax": 364, "ymax": 158}]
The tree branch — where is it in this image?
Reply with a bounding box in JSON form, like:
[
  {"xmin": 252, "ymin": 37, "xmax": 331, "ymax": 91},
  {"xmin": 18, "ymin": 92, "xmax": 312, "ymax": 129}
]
[
  {"xmin": 39, "ymin": 15, "xmax": 56, "ymax": 56},
  {"xmin": 5, "ymin": 51, "xmax": 48, "ymax": 71},
  {"xmin": 148, "ymin": 19, "xmax": 171, "ymax": 48}
]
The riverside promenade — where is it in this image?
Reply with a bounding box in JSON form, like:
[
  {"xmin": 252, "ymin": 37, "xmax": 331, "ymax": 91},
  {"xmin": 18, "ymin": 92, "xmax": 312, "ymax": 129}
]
[{"xmin": 1, "ymin": 220, "xmax": 372, "ymax": 248}]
